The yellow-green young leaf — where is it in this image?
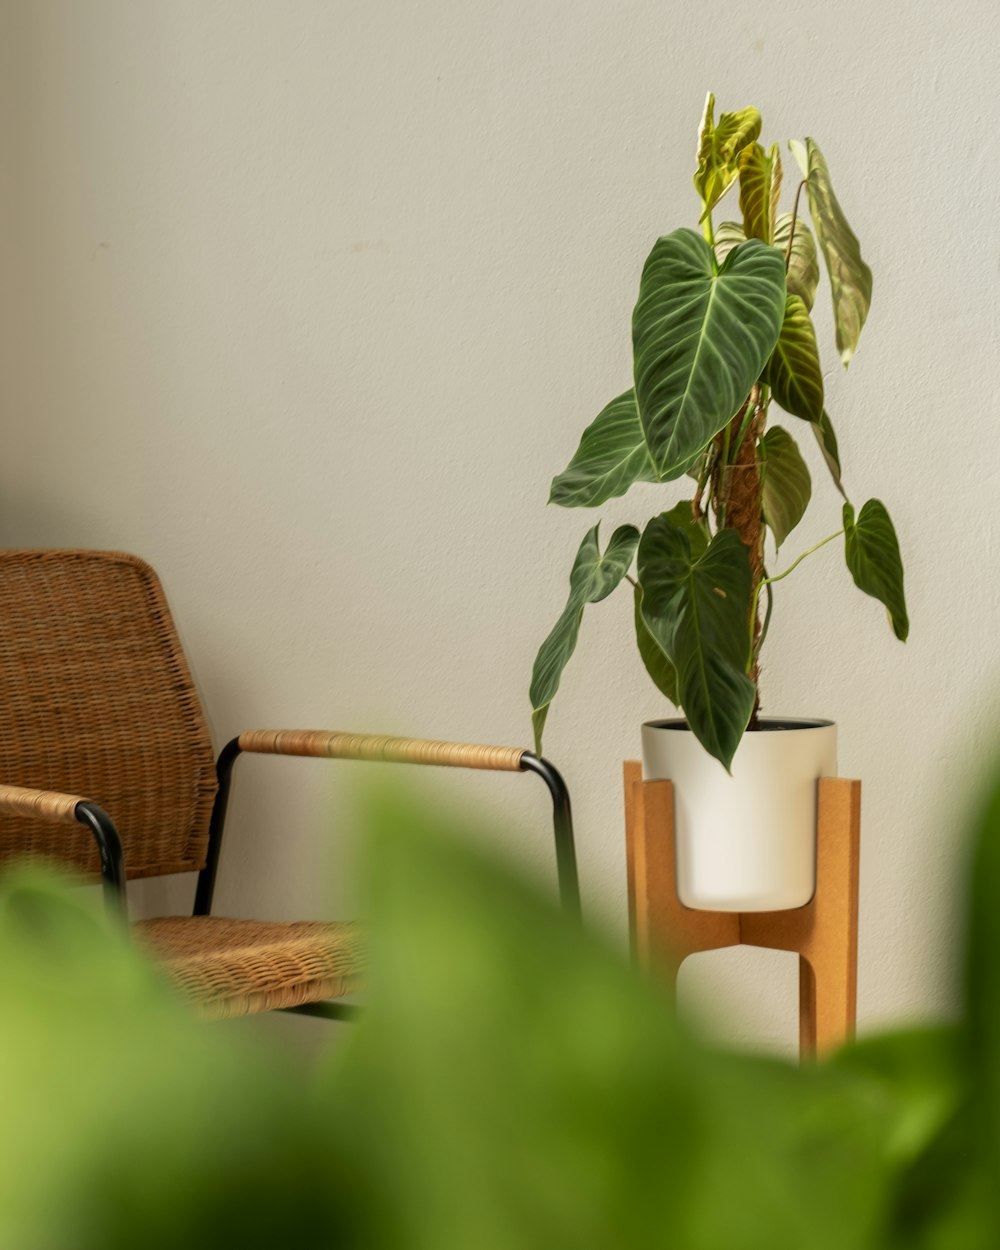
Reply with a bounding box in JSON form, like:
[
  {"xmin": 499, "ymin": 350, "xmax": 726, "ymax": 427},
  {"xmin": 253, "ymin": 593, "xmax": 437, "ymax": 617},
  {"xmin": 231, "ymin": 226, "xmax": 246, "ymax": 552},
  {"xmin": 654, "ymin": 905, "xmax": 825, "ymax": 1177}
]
[
  {"xmin": 813, "ymin": 409, "xmax": 846, "ymax": 498},
  {"xmin": 739, "ymin": 143, "xmax": 782, "ymax": 243},
  {"xmin": 790, "ymin": 138, "xmax": 873, "ymax": 365},
  {"xmin": 760, "ymin": 426, "xmax": 811, "ymax": 548},
  {"xmin": 549, "ymin": 391, "xmax": 659, "ymax": 508},
  {"xmin": 714, "ymin": 220, "xmax": 746, "ymax": 266},
  {"xmin": 843, "ymin": 499, "xmax": 908, "ymax": 641},
  {"xmin": 693, "ymin": 93, "xmax": 762, "ymax": 221},
  {"xmin": 774, "ymin": 212, "xmax": 820, "ymax": 310},
  {"xmin": 766, "ymin": 294, "xmax": 825, "ymax": 423}
]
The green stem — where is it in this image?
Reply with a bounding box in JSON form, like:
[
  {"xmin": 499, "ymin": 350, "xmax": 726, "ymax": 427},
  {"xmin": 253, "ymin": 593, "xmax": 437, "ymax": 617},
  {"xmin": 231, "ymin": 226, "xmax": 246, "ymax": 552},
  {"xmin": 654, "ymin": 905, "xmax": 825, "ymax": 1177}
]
[
  {"xmin": 746, "ymin": 528, "xmax": 844, "ymax": 666},
  {"xmin": 702, "ymin": 210, "xmax": 716, "ymax": 259},
  {"xmin": 785, "ymin": 180, "xmax": 806, "ymax": 267}
]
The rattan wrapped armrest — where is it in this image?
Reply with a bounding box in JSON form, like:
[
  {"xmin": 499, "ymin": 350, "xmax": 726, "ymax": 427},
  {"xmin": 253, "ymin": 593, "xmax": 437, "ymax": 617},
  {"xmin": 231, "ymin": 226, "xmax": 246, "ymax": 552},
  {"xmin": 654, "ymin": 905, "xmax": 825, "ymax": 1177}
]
[
  {"xmin": 0, "ymin": 781, "xmax": 89, "ymax": 825},
  {"xmin": 237, "ymin": 730, "xmax": 526, "ymax": 772}
]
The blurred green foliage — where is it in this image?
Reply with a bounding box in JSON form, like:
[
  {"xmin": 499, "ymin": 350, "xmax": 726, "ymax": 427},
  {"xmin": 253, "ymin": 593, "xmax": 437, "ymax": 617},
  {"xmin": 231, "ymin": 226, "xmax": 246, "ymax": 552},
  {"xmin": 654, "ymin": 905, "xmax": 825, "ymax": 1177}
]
[{"xmin": 1, "ymin": 770, "xmax": 998, "ymax": 1247}]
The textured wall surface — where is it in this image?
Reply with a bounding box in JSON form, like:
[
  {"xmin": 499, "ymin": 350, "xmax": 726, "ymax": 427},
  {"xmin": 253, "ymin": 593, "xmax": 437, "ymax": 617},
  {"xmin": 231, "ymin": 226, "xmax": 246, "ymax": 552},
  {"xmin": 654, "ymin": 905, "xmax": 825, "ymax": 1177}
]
[{"xmin": 1, "ymin": 0, "xmax": 998, "ymax": 1052}]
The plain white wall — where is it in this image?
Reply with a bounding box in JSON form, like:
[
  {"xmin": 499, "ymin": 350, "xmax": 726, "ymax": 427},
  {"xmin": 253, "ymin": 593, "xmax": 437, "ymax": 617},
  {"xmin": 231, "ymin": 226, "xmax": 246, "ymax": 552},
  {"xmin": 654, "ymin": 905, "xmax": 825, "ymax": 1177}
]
[{"xmin": 2, "ymin": 0, "xmax": 998, "ymax": 1052}]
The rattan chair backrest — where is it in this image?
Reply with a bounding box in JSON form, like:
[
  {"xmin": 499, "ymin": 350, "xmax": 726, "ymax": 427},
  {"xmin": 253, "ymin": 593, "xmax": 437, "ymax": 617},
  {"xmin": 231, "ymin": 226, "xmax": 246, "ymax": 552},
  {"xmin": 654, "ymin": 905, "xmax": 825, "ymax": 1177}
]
[{"xmin": 0, "ymin": 550, "xmax": 218, "ymax": 879}]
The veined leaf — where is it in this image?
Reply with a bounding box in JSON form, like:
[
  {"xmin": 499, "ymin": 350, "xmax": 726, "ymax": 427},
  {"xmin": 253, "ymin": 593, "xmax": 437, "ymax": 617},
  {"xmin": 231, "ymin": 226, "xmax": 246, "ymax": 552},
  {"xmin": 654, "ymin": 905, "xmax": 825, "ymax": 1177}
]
[
  {"xmin": 739, "ymin": 142, "xmax": 782, "ymax": 243},
  {"xmin": 843, "ymin": 499, "xmax": 908, "ymax": 641},
  {"xmin": 633, "ymin": 583, "xmax": 678, "ymax": 705},
  {"xmin": 790, "ymin": 138, "xmax": 873, "ymax": 365},
  {"xmin": 766, "ymin": 294, "xmax": 825, "ymax": 423},
  {"xmin": 632, "ymin": 230, "xmax": 786, "ymax": 480},
  {"xmin": 548, "ymin": 391, "xmax": 658, "ymax": 508},
  {"xmin": 638, "ymin": 518, "xmax": 755, "ymax": 770},
  {"xmin": 530, "ymin": 524, "xmax": 640, "ymax": 752},
  {"xmin": 774, "ymin": 212, "xmax": 820, "ymax": 311},
  {"xmin": 760, "ymin": 426, "xmax": 811, "ymax": 548},
  {"xmin": 813, "ymin": 409, "xmax": 846, "ymax": 498},
  {"xmin": 694, "ymin": 93, "xmax": 762, "ymax": 221},
  {"xmin": 714, "ymin": 220, "xmax": 746, "ymax": 266}
]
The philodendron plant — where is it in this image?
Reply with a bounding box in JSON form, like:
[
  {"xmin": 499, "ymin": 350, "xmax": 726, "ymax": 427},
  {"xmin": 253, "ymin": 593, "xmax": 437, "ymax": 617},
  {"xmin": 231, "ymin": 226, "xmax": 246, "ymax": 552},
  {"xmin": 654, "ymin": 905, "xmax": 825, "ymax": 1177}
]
[{"xmin": 530, "ymin": 94, "xmax": 908, "ymax": 771}]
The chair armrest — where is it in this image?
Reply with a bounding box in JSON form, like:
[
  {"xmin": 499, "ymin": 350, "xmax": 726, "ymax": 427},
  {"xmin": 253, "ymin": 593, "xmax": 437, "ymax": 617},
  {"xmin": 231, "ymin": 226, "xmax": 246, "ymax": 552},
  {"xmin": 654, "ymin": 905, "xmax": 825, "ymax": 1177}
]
[
  {"xmin": 0, "ymin": 783, "xmax": 126, "ymax": 916},
  {"xmin": 194, "ymin": 732, "xmax": 580, "ymax": 920},
  {"xmin": 237, "ymin": 729, "xmax": 526, "ymax": 772}
]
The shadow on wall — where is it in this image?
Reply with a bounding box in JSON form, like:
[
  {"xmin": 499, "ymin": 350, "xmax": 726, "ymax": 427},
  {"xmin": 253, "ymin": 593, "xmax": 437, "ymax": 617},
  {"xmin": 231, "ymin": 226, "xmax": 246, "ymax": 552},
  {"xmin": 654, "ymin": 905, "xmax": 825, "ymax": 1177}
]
[{"xmin": 0, "ymin": 764, "xmax": 998, "ymax": 1248}]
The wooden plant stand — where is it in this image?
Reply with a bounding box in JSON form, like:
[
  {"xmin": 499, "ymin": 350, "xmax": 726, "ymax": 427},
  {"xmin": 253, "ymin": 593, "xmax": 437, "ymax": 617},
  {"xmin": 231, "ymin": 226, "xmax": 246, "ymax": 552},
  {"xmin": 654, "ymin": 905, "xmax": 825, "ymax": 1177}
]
[{"xmin": 623, "ymin": 761, "xmax": 861, "ymax": 1059}]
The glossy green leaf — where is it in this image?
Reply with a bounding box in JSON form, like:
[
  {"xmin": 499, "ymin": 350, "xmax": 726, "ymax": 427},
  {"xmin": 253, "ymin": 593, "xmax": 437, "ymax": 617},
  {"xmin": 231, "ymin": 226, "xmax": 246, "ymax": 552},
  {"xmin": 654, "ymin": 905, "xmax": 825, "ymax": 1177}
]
[
  {"xmin": 843, "ymin": 499, "xmax": 908, "ymax": 641},
  {"xmin": 693, "ymin": 93, "xmax": 762, "ymax": 220},
  {"xmin": 739, "ymin": 142, "xmax": 782, "ymax": 243},
  {"xmin": 530, "ymin": 524, "xmax": 640, "ymax": 752},
  {"xmin": 633, "ymin": 583, "xmax": 678, "ymax": 705},
  {"xmin": 766, "ymin": 294, "xmax": 825, "ymax": 423},
  {"xmin": 813, "ymin": 409, "xmax": 846, "ymax": 498},
  {"xmin": 632, "ymin": 230, "xmax": 786, "ymax": 480},
  {"xmin": 548, "ymin": 391, "xmax": 658, "ymax": 508},
  {"xmin": 790, "ymin": 138, "xmax": 872, "ymax": 365},
  {"xmin": 638, "ymin": 517, "xmax": 755, "ymax": 770},
  {"xmin": 760, "ymin": 426, "xmax": 811, "ymax": 548},
  {"xmin": 773, "ymin": 211, "xmax": 820, "ymax": 310}
]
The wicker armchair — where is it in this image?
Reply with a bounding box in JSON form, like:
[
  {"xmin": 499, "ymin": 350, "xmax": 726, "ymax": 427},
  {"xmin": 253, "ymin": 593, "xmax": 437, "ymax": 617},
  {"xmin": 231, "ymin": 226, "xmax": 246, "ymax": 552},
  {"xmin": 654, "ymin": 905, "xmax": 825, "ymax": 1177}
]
[{"xmin": 0, "ymin": 550, "xmax": 578, "ymax": 1021}]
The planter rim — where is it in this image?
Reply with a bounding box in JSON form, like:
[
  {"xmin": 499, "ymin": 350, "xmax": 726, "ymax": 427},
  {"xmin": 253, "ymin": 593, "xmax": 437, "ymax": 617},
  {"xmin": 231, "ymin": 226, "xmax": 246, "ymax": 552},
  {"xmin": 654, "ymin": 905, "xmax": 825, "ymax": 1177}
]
[{"xmin": 643, "ymin": 716, "xmax": 834, "ymax": 733}]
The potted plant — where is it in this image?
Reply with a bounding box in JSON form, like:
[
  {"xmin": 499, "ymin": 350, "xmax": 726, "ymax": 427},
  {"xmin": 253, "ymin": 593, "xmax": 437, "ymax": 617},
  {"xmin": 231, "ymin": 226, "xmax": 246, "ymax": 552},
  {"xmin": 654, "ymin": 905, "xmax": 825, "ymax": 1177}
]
[{"xmin": 529, "ymin": 94, "xmax": 908, "ymax": 911}]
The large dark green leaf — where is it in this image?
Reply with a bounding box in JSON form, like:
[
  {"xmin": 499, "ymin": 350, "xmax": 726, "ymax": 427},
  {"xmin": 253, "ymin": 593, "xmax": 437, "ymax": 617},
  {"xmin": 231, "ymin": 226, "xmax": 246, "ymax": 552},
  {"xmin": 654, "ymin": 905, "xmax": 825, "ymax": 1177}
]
[
  {"xmin": 843, "ymin": 499, "xmax": 908, "ymax": 641},
  {"xmin": 632, "ymin": 230, "xmax": 786, "ymax": 480},
  {"xmin": 693, "ymin": 93, "xmax": 761, "ymax": 220},
  {"xmin": 633, "ymin": 583, "xmax": 679, "ymax": 705},
  {"xmin": 548, "ymin": 391, "xmax": 658, "ymax": 508},
  {"xmin": 530, "ymin": 524, "xmax": 640, "ymax": 751},
  {"xmin": 638, "ymin": 517, "xmax": 755, "ymax": 770},
  {"xmin": 739, "ymin": 142, "xmax": 782, "ymax": 243},
  {"xmin": 813, "ymin": 409, "xmax": 846, "ymax": 498},
  {"xmin": 790, "ymin": 138, "xmax": 872, "ymax": 366},
  {"xmin": 760, "ymin": 426, "xmax": 811, "ymax": 548},
  {"xmin": 773, "ymin": 211, "xmax": 820, "ymax": 311},
  {"xmin": 766, "ymin": 294, "xmax": 825, "ymax": 423}
]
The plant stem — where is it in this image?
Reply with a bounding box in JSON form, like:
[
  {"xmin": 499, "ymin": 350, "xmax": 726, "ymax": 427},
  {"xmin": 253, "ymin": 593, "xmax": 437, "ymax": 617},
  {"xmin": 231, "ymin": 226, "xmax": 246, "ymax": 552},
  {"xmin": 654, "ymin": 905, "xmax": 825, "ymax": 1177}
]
[
  {"xmin": 702, "ymin": 210, "xmax": 716, "ymax": 257},
  {"xmin": 786, "ymin": 179, "xmax": 806, "ymax": 267},
  {"xmin": 746, "ymin": 528, "xmax": 844, "ymax": 665}
]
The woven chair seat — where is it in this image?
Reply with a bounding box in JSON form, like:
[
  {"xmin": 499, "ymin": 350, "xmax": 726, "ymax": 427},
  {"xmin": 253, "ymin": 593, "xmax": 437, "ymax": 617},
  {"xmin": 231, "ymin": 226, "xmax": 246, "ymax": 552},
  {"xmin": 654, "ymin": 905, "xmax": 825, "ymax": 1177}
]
[{"xmin": 134, "ymin": 916, "xmax": 365, "ymax": 1020}]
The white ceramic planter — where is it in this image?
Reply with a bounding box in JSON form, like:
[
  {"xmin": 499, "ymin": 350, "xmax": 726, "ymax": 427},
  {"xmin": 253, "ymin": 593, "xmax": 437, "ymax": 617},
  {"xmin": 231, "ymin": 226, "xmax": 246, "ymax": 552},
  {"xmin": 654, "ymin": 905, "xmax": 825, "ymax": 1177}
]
[{"xmin": 641, "ymin": 718, "xmax": 837, "ymax": 912}]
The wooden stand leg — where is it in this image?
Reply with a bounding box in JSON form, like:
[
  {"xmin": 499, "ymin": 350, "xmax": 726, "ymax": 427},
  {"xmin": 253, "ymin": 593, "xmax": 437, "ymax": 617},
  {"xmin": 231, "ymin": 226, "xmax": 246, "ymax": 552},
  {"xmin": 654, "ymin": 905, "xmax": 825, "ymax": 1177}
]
[{"xmin": 624, "ymin": 762, "xmax": 861, "ymax": 1060}]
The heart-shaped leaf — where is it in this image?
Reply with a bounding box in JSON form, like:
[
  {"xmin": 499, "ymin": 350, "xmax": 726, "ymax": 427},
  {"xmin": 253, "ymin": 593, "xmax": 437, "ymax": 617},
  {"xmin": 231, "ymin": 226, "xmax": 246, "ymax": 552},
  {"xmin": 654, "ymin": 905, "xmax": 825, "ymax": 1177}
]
[
  {"xmin": 813, "ymin": 409, "xmax": 846, "ymax": 498},
  {"xmin": 739, "ymin": 142, "xmax": 782, "ymax": 243},
  {"xmin": 760, "ymin": 427, "xmax": 811, "ymax": 548},
  {"xmin": 633, "ymin": 583, "xmax": 679, "ymax": 705},
  {"xmin": 548, "ymin": 391, "xmax": 658, "ymax": 508},
  {"xmin": 638, "ymin": 518, "xmax": 755, "ymax": 770},
  {"xmin": 530, "ymin": 524, "xmax": 640, "ymax": 752},
  {"xmin": 632, "ymin": 230, "xmax": 786, "ymax": 480},
  {"xmin": 766, "ymin": 294, "xmax": 825, "ymax": 423},
  {"xmin": 694, "ymin": 93, "xmax": 762, "ymax": 221},
  {"xmin": 843, "ymin": 499, "xmax": 908, "ymax": 641},
  {"xmin": 773, "ymin": 212, "xmax": 820, "ymax": 311},
  {"xmin": 790, "ymin": 138, "xmax": 872, "ymax": 366}
]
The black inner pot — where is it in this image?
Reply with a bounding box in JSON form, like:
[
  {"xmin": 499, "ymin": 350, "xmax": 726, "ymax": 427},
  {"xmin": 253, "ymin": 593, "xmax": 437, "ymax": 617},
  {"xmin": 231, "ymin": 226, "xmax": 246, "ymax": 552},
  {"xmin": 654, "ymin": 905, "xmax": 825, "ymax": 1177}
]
[{"xmin": 645, "ymin": 718, "xmax": 834, "ymax": 732}]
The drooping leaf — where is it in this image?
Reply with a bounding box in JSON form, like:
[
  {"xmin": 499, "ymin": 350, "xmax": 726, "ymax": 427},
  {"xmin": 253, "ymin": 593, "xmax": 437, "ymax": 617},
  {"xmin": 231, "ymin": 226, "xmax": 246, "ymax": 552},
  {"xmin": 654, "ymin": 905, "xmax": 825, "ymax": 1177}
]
[
  {"xmin": 790, "ymin": 138, "xmax": 872, "ymax": 366},
  {"xmin": 530, "ymin": 524, "xmax": 640, "ymax": 752},
  {"xmin": 693, "ymin": 93, "xmax": 762, "ymax": 221},
  {"xmin": 843, "ymin": 499, "xmax": 908, "ymax": 641},
  {"xmin": 638, "ymin": 518, "xmax": 756, "ymax": 770},
  {"xmin": 760, "ymin": 426, "xmax": 811, "ymax": 548},
  {"xmin": 766, "ymin": 294, "xmax": 825, "ymax": 423},
  {"xmin": 713, "ymin": 220, "xmax": 746, "ymax": 266},
  {"xmin": 773, "ymin": 211, "xmax": 820, "ymax": 311},
  {"xmin": 739, "ymin": 142, "xmax": 782, "ymax": 243},
  {"xmin": 813, "ymin": 409, "xmax": 846, "ymax": 498},
  {"xmin": 548, "ymin": 391, "xmax": 659, "ymax": 508},
  {"xmin": 632, "ymin": 230, "xmax": 786, "ymax": 480},
  {"xmin": 633, "ymin": 583, "xmax": 678, "ymax": 705}
]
